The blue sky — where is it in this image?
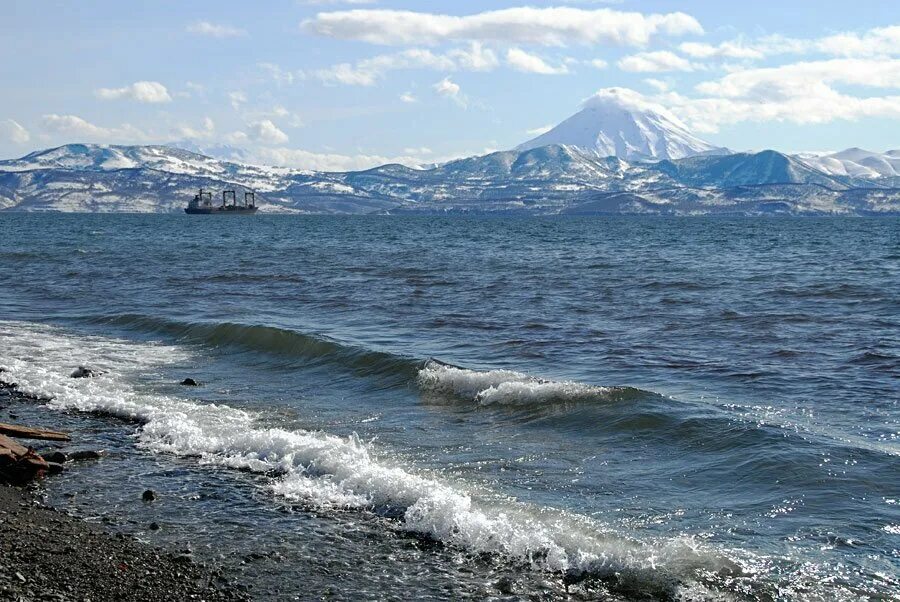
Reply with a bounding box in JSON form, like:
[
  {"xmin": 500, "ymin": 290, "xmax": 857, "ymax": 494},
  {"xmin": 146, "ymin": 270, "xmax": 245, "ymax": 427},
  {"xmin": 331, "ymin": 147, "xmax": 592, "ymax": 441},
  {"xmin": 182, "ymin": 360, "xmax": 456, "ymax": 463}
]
[{"xmin": 1, "ymin": 0, "xmax": 898, "ymax": 169}]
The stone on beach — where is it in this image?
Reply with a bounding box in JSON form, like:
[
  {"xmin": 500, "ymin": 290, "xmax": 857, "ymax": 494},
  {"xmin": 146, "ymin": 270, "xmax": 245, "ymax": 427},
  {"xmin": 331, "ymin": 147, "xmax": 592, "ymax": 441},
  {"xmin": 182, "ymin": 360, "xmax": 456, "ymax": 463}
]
[{"xmin": 70, "ymin": 367, "xmax": 102, "ymax": 379}]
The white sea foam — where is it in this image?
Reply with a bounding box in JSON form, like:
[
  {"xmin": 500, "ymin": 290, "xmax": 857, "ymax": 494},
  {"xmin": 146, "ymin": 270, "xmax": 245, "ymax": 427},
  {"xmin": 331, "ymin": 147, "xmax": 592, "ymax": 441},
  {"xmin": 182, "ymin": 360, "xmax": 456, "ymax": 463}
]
[
  {"xmin": 417, "ymin": 361, "xmax": 615, "ymax": 405},
  {"xmin": 0, "ymin": 321, "xmax": 734, "ymax": 593}
]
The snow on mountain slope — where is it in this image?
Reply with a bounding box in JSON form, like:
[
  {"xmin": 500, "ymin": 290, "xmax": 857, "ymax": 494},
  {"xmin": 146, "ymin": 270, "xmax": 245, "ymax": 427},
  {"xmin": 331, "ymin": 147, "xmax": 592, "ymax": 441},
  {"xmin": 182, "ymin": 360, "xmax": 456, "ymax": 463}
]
[
  {"xmin": 0, "ymin": 144, "xmax": 296, "ymax": 193},
  {"xmin": 653, "ymin": 150, "xmax": 848, "ymax": 189},
  {"xmin": 799, "ymin": 148, "xmax": 900, "ymax": 179},
  {"xmin": 516, "ymin": 88, "xmax": 724, "ymax": 161},
  {"xmin": 0, "ymin": 142, "xmax": 897, "ymax": 215}
]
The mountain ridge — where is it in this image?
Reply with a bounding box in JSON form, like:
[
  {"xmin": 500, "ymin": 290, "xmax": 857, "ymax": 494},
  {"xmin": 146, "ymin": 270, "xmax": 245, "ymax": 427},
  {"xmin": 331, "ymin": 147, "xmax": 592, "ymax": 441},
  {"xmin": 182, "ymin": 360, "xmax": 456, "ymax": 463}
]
[{"xmin": 0, "ymin": 142, "xmax": 898, "ymax": 215}]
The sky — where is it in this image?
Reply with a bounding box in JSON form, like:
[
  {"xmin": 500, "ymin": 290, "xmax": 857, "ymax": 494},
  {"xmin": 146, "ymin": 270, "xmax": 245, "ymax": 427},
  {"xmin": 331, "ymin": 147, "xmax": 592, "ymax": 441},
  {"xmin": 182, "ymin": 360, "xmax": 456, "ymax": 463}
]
[{"xmin": 0, "ymin": 0, "xmax": 898, "ymax": 170}]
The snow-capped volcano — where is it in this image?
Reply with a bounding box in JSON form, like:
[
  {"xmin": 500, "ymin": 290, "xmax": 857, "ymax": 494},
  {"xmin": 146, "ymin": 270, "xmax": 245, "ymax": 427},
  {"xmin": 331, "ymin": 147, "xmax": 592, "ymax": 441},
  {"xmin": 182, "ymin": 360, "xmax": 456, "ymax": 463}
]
[{"xmin": 517, "ymin": 88, "xmax": 724, "ymax": 161}]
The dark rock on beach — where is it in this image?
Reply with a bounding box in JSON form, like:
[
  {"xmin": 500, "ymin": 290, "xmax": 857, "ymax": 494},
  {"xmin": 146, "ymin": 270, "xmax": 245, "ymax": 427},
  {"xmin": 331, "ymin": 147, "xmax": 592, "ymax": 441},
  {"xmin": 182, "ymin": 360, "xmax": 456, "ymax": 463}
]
[
  {"xmin": 0, "ymin": 485, "xmax": 248, "ymax": 601},
  {"xmin": 40, "ymin": 450, "xmax": 67, "ymax": 464},
  {"xmin": 180, "ymin": 378, "xmax": 199, "ymax": 386},
  {"xmin": 142, "ymin": 489, "xmax": 157, "ymax": 502},
  {"xmin": 70, "ymin": 366, "xmax": 102, "ymax": 379},
  {"xmin": 69, "ymin": 449, "xmax": 105, "ymax": 461}
]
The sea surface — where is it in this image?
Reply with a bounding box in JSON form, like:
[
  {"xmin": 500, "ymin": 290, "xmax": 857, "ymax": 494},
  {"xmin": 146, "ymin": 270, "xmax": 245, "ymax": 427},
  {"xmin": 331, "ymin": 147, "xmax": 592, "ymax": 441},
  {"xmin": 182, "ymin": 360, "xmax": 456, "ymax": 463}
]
[{"xmin": 0, "ymin": 214, "xmax": 898, "ymax": 601}]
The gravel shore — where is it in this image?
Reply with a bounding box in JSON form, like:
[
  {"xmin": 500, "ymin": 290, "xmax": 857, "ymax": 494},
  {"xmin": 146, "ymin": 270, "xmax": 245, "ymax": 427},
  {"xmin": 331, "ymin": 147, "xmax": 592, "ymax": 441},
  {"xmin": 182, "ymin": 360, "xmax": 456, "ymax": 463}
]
[
  {"xmin": 0, "ymin": 484, "xmax": 249, "ymax": 601},
  {"xmin": 0, "ymin": 381, "xmax": 250, "ymax": 602}
]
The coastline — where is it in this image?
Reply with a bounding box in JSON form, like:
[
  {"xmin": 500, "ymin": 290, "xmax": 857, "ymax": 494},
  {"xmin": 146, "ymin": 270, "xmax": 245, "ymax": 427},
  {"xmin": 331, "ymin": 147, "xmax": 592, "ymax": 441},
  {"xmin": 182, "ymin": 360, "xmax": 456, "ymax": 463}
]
[{"xmin": 0, "ymin": 383, "xmax": 249, "ymax": 602}]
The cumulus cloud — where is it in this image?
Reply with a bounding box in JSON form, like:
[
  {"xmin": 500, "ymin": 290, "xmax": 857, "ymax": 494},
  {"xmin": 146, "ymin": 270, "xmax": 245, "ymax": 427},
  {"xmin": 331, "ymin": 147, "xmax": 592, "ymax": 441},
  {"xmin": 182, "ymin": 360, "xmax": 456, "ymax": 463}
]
[
  {"xmin": 433, "ymin": 77, "xmax": 467, "ymax": 107},
  {"xmin": 0, "ymin": 119, "xmax": 30, "ymax": 143},
  {"xmin": 258, "ymin": 62, "xmax": 301, "ymax": 86},
  {"xmin": 229, "ymin": 91, "xmax": 247, "ymax": 110},
  {"xmin": 598, "ymin": 59, "xmax": 900, "ymax": 134},
  {"xmin": 315, "ymin": 43, "xmax": 497, "ymax": 86},
  {"xmin": 246, "ymin": 120, "xmax": 289, "ymax": 145},
  {"xmin": 678, "ymin": 41, "xmax": 763, "ymax": 60},
  {"xmin": 588, "ymin": 58, "xmax": 608, "ymax": 70},
  {"xmin": 95, "ymin": 81, "xmax": 172, "ymax": 103},
  {"xmin": 400, "ymin": 92, "xmax": 418, "ymax": 103},
  {"xmin": 816, "ymin": 25, "xmax": 900, "ymax": 57},
  {"xmin": 678, "ymin": 26, "xmax": 900, "ymax": 65},
  {"xmin": 618, "ymin": 50, "xmax": 695, "ymax": 72},
  {"xmin": 302, "ymin": 7, "xmax": 703, "ymax": 47},
  {"xmin": 187, "ymin": 21, "xmax": 247, "ymax": 38},
  {"xmin": 40, "ymin": 114, "xmax": 148, "ymax": 142},
  {"xmin": 506, "ymin": 48, "xmax": 569, "ymax": 74},
  {"xmin": 175, "ymin": 117, "xmax": 215, "ymax": 140},
  {"xmin": 644, "ymin": 78, "xmax": 669, "ymax": 92},
  {"xmin": 695, "ymin": 58, "xmax": 900, "ymax": 98}
]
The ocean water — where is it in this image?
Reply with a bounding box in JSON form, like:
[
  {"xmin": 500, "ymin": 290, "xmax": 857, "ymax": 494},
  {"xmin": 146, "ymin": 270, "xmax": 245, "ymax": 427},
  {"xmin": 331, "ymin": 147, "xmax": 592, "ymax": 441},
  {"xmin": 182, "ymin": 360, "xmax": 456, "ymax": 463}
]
[{"xmin": 0, "ymin": 214, "xmax": 898, "ymax": 600}]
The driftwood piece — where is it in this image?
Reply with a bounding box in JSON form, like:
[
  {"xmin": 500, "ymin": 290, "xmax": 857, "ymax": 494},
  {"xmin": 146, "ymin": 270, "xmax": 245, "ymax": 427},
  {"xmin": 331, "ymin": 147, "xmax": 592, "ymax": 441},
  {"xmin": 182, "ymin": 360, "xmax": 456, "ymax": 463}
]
[
  {"xmin": 0, "ymin": 433, "xmax": 30, "ymax": 456},
  {"xmin": 0, "ymin": 422, "xmax": 71, "ymax": 442},
  {"xmin": 0, "ymin": 433, "xmax": 50, "ymax": 484}
]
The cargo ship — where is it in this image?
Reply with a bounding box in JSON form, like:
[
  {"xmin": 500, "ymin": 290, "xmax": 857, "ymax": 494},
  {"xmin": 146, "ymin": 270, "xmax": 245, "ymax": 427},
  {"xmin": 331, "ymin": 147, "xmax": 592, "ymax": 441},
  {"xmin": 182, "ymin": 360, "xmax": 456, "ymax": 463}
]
[{"xmin": 185, "ymin": 189, "xmax": 258, "ymax": 214}]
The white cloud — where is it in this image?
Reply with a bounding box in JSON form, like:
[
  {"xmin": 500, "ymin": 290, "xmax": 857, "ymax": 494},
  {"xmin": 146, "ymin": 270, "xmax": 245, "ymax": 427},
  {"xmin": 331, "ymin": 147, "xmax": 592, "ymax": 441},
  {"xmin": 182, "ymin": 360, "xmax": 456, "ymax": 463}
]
[
  {"xmin": 432, "ymin": 77, "xmax": 470, "ymax": 108},
  {"xmin": 433, "ymin": 77, "xmax": 461, "ymax": 97},
  {"xmin": 0, "ymin": 119, "xmax": 30, "ymax": 143},
  {"xmin": 677, "ymin": 26, "xmax": 900, "ymax": 65},
  {"xmin": 175, "ymin": 117, "xmax": 215, "ymax": 140},
  {"xmin": 303, "ymin": 7, "xmax": 703, "ymax": 47},
  {"xmin": 242, "ymin": 105, "xmax": 304, "ymax": 128},
  {"xmin": 816, "ymin": 25, "xmax": 900, "ymax": 57},
  {"xmin": 314, "ymin": 43, "xmax": 497, "ymax": 86},
  {"xmin": 247, "ymin": 120, "xmax": 289, "ymax": 145},
  {"xmin": 187, "ymin": 21, "xmax": 247, "ymax": 38},
  {"xmin": 229, "ymin": 91, "xmax": 247, "ymax": 110},
  {"xmin": 643, "ymin": 78, "xmax": 669, "ymax": 92},
  {"xmin": 40, "ymin": 114, "xmax": 148, "ymax": 142},
  {"xmin": 606, "ymin": 58, "xmax": 900, "ymax": 133},
  {"xmin": 258, "ymin": 62, "xmax": 301, "ymax": 86},
  {"xmin": 448, "ymin": 42, "xmax": 499, "ymax": 71},
  {"xmin": 525, "ymin": 124, "xmax": 553, "ymax": 136},
  {"xmin": 695, "ymin": 58, "xmax": 900, "ymax": 98},
  {"xmin": 506, "ymin": 48, "xmax": 569, "ymax": 75},
  {"xmin": 618, "ymin": 51, "xmax": 695, "ymax": 72},
  {"xmin": 400, "ymin": 92, "xmax": 417, "ymax": 103},
  {"xmin": 588, "ymin": 58, "xmax": 608, "ymax": 70},
  {"xmin": 95, "ymin": 81, "xmax": 172, "ymax": 103},
  {"xmin": 678, "ymin": 41, "xmax": 763, "ymax": 60}
]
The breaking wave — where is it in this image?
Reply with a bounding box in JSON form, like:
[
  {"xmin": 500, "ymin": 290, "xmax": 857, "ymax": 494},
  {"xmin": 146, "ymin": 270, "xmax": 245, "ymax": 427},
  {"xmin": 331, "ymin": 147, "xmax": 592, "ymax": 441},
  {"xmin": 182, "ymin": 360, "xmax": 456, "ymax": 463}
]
[
  {"xmin": 417, "ymin": 359, "xmax": 649, "ymax": 406},
  {"xmin": 84, "ymin": 314, "xmax": 656, "ymax": 408},
  {"xmin": 0, "ymin": 320, "xmax": 738, "ymax": 598}
]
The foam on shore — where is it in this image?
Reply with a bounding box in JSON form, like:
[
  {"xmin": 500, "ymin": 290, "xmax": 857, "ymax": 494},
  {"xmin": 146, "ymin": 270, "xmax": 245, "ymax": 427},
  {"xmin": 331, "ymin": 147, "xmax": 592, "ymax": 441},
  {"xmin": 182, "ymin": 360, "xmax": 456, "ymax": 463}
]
[{"xmin": 0, "ymin": 320, "xmax": 736, "ymax": 597}]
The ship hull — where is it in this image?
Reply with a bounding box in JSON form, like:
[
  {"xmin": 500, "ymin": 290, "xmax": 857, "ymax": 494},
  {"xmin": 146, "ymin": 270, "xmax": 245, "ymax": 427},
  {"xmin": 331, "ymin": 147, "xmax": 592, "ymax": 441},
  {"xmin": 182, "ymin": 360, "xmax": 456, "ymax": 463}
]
[{"xmin": 184, "ymin": 206, "xmax": 258, "ymax": 215}]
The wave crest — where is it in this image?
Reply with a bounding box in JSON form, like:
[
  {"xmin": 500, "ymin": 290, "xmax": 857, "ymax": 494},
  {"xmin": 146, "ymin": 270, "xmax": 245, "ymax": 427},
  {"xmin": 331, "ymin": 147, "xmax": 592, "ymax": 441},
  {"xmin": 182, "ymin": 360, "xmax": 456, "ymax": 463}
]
[{"xmin": 417, "ymin": 360, "xmax": 647, "ymax": 406}]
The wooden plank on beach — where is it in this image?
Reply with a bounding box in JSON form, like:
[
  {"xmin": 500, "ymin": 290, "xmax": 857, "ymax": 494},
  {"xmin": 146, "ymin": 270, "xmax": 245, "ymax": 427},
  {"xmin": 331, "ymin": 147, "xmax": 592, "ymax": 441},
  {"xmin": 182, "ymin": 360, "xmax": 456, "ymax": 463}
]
[
  {"xmin": 0, "ymin": 422, "xmax": 70, "ymax": 442},
  {"xmin": 0, "ymin": 433, "xmax": 30, "ymax": 456}
]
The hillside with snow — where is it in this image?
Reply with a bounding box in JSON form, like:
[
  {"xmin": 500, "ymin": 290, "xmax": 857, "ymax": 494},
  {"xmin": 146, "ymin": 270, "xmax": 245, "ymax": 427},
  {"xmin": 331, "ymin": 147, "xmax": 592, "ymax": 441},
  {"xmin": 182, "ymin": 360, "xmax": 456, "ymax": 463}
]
[{"xmin": 0, "ymin": 142, "xmax": 898, "ymax": 215}]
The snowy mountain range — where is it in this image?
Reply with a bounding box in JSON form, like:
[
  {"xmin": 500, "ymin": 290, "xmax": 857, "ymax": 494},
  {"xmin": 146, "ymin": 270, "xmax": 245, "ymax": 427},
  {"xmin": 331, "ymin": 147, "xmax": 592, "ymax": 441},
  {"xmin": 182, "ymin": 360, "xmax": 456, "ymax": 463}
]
[
  {"xmin": 1, "ymin": 95, "xmax": 898, "ymax": 215},
  {"xmin": 2, "ymin": 142, "xmax": 897, "ymax": 215}
]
